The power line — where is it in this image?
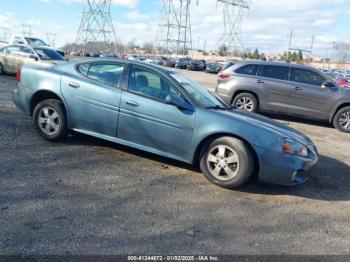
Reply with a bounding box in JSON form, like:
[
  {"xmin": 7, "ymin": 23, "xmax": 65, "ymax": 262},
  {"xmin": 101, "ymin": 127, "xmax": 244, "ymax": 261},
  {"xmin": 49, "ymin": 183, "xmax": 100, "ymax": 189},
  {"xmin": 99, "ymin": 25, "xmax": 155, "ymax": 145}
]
[
  {"xmin": 21, "ymin": 24, "xmax": 33, "ymax": 36},
  {"xmin": 46, "ymin": 32, "xmax": 57, "ymax": 47}
]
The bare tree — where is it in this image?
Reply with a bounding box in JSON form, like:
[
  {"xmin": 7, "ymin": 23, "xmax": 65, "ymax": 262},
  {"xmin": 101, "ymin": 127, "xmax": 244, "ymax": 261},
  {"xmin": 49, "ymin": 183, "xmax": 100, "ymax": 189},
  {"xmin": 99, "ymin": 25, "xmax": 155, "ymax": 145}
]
[
  {"xmin": 143, "ymin": 42, "xmax": 154, "ymax": 54},
  {"xmin": 333, "ymin": 42, "xmax": 350, "ymax": 63}
]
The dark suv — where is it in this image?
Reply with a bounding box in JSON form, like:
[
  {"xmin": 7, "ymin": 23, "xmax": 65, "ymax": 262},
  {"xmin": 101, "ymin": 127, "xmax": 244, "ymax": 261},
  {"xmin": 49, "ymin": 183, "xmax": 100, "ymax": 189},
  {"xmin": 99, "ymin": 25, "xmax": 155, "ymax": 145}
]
[{"xmin": 215, "ymin": 60, "xmax": 350, "ymax": 132}]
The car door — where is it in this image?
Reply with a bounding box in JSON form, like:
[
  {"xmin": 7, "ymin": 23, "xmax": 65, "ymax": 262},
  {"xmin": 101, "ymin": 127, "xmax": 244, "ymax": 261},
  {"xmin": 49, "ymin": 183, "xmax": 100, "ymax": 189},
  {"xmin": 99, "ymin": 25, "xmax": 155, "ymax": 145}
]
[
  {"xmin": 289, "ymin": 67, "xmax": 333, "ymax": 120},
  {"xmin": 258, "ymin": 65, "xmax": 295, "ymax": 112},
  {"xmin": 3, "ymin": 45, "xmax": 22, "ymax": 73},
  {"xmin": 118, "ymin": 65, "xmax": 195, "ymax": 159},
  {"xmin": 61, "ymin": 62, "xmax": 126, "ymax": 137},
  {"xmin": 19, "ymin": 46, "xmax": 37, "ymax": 67}
]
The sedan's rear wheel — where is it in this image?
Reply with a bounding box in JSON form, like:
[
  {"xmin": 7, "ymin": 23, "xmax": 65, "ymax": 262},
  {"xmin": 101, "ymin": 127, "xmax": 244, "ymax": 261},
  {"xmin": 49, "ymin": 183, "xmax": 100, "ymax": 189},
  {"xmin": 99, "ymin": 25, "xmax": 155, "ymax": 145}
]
[
  {"xmin": 200, "ymin": 137, "xmax": 254, "ymax": 188},
  {"xmin": 333, "ymin": 106, "xmax": 350, "ymax": 133},
  {"xmin": 232, "ymin": 93, "xmax": 258, "ymax": 112},
  {"xmin": 33, "ymin": 99, "xmax": 68, "ymax": 141}
]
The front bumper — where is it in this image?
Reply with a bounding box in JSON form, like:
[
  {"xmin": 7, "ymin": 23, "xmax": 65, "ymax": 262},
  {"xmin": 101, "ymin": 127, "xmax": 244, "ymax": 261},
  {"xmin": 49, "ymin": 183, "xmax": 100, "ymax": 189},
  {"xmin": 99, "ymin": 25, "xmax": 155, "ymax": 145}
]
[{"xmin": 253, "ymin": 145, "xmax": 318, "ymax": 186}]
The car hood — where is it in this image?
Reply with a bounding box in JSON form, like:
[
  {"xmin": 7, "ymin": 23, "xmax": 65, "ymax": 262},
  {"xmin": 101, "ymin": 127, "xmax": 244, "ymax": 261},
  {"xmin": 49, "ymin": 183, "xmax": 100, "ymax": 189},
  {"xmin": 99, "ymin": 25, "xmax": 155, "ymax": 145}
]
[{"xmin": 218, "ymin": 109, "xmax": 313, "ymax": 145}]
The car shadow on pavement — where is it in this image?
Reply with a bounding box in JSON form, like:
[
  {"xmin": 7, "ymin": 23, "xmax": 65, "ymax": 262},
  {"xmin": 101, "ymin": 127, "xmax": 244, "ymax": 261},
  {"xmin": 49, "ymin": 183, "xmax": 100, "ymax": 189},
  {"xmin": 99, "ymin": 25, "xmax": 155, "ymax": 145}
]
[{"xmin": 64, "ymin": 133, "xmax": 350, "ymax": 202}]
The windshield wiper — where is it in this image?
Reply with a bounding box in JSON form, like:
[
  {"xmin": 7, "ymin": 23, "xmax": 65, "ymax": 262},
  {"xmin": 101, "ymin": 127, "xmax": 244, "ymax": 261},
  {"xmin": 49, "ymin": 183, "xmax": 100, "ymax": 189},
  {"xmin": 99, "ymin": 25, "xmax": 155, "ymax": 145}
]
[{"xmin": 205, "ymin": 105, "xmax": 228, "ymax": 110}]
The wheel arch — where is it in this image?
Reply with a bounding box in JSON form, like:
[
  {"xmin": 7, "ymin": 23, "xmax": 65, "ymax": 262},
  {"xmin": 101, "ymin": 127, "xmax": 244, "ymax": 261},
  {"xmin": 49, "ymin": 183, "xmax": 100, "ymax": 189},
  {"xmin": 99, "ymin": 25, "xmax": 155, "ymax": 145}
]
[
  {"xmin": 192, "ymin": 132, "xmax": 260, "ymax": 179},
  {"xmin": 30, "ymin": 90, "xmax": 67, "ymax": 117},
  {"xmin": 330, "ymin": 102, "xmax": 350, "ymax": 123}
]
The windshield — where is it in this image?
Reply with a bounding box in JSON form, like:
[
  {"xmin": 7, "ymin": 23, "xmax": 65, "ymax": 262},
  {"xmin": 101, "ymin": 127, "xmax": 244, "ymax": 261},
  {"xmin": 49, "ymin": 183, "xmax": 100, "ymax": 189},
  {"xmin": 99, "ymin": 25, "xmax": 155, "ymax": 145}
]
[
  {"xmin": 25, "ymin": 37, "xmax": 48, "ymax": 46},
  {"xmin": 34, "ymin": 48, "xmax": 64, "ymax": 61},
  {"xmin": 170, "ymin": 72, "xmax": 225, "ymax": 108}
]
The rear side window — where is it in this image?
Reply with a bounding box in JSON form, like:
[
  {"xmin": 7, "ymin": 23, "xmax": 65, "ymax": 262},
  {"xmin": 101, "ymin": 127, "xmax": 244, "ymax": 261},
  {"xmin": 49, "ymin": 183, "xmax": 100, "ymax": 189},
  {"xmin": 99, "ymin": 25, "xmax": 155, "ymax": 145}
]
[
  {"xmin": 87, "ymin": 63, "xmax": 125, "ymax": 86},
  {"xmin": 77, "ymin": 63, "xmax": 90, "ymax": 76},
  {"xmin": 261, "ymin": 65, "xmax": 289, "ymax": 80},
  {"xmin": 290, "ymin": 68, "xmax": 325, "ymax": 86},
  {"xmin": 235, "ymin": 64, "xmax": 258, "ymax": 76}
]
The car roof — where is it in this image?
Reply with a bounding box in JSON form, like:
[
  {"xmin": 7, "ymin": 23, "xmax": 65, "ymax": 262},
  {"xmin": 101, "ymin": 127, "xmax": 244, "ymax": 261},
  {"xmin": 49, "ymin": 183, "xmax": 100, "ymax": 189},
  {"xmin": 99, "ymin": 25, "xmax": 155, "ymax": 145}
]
[
  {"xmin": 234, "ymin": 59, "xmax": 322, "ymax": 71},
  {"xmin": 75, "ymin": 58, "xmax": 176, "ymax": 74}
]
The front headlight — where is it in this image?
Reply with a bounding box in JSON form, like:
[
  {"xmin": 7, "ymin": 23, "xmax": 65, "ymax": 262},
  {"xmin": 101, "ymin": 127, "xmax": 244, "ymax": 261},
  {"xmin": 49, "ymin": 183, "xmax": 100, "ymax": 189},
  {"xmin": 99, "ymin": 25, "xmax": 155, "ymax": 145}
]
[{"xmin": 281, "ymin": 139, "xmax": 309, "ymax": 157}]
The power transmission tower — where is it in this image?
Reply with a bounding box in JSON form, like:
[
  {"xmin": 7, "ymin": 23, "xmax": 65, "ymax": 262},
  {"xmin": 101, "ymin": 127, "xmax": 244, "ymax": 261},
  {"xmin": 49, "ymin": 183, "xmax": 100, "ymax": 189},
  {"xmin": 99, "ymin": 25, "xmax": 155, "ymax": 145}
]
[
  {"xmin": 75, "ymin": 0, "xmax": 118, "ymax": 52},
  {"xmin": 21, "ymin": 24, "xmax": 33, "ymax": 36},
  {"xmin": 0, "ymin": 27, "xmax": 10, "ymax": 42},
  {"xmin": 157, "ymin": 0, "xmax": 193, "ymax": 57},
  {"xmin": 46, "ymin": 32, "xmax": 57, "ymax": 47},
  {"xmin": 217, "ymin": 0, "xmax": 249, "ymax": 58},
  {"xmin": 287, "ymin": 30, "xmax": 315, "ymax": 61}
]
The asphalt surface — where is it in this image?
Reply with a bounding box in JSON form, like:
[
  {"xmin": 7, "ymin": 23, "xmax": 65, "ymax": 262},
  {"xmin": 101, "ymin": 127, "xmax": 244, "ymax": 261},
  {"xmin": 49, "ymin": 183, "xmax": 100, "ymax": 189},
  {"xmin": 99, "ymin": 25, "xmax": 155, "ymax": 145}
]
[{"xmin": 0, "ymin": 72, "xmax": 350, "ymax": 255}]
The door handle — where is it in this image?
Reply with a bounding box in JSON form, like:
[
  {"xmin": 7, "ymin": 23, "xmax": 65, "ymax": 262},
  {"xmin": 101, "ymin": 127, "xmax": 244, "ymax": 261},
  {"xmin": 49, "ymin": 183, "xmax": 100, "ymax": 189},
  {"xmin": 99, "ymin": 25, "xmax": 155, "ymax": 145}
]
[
  {"xmin": 294, "ymin": 87, "xmax": 303, "ymax": 91},
  {"xmin": 257, "ymin": 80, "xmax": 264, "ymax": 84},
  {"xmin": 125, "ymin": 100, "xmax": 139, "ymax": 107},
  {"xmin": 68, "ymin": 82, "xmax": 80, "ymax": 88}
]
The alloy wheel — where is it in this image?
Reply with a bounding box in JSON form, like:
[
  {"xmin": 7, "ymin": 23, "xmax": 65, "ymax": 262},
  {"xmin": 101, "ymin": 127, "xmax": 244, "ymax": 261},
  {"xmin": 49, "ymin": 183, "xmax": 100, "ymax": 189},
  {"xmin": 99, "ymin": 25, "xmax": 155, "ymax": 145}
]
[
  {"xmin": 206, "ymin": 145, "xmax": 240, "ymax": 181},
  {"xmin": 37, "ymin": 106, "xmax": 61, "ymax": 136},
  {"xmin": 339, "ymin": 111, "xmax": 350, "ymax": 130},
  {"xmin": 235, "ymin": 97, "xmax": 254, "ymax": 112}
]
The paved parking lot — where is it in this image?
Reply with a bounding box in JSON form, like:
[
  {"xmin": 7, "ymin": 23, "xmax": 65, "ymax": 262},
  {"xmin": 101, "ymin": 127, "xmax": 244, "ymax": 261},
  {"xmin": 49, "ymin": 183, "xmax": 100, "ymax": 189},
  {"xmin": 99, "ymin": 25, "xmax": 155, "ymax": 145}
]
[{"xmin": 0, "ymin": 71, "xmax": 350, "ymax": 255}]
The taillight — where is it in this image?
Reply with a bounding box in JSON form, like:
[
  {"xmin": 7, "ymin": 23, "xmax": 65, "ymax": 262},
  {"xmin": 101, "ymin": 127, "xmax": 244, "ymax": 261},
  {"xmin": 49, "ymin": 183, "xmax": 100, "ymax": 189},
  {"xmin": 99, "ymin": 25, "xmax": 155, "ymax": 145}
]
[
  {"xmin": 217, "ymin": 73, "xmax": 233, "ymax": 80},
  {"xmin": 16, "ymin": 67, "xmax": 21, "ymax": 83},
  {"xmin": 337, "ymin": 80, "xmax": 345, "ymax": 86}
]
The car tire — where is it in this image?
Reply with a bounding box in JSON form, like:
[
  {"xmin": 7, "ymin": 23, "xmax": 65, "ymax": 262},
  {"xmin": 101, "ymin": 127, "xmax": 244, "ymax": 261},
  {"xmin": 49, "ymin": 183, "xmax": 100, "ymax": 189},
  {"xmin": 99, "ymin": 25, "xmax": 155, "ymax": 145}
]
[
  {"xmin": 333, "ymin": 106, "xmax": 350, "ymax": 133},
  {"xmin": 232, "ymin": 93, "xmax": 258, "ymax": 112},
  {"xmin": 33, "ymin": 99, "xmax": 68, "ymax": 141},
  {"xmin": 200, "ymin": 136, "xmax": 254, "ymax": 189},
  {"xmin": 0, "ymin": 63, "xmax": 5, "ymax": 75}
]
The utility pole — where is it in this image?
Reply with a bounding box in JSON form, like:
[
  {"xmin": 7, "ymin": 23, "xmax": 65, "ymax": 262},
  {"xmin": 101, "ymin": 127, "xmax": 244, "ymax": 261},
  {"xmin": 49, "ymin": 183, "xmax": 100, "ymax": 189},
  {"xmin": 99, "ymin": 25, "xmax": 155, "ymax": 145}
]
[{"xmin": 75, "ymin": 0, "xmax": 118, "ymax": 53}]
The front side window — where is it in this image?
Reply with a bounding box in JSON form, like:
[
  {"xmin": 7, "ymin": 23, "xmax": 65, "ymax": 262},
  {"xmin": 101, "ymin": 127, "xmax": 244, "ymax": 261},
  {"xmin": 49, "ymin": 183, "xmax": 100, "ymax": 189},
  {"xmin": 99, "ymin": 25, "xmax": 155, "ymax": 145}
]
[
  {"xmin": 261, "ymin": 65, "xmax": 289, "ymax": 80},
  {"xmin": 290, "ymin": 68, "xmax": 325, "ymax": 86},
  {"xmin": 128, "ymin": 66, "xmax": 180, "ymax": 101},
  {"xmin": 235, "ymin": 64, "xmax": 259, "ymax": 76},
  {"xmin": 87, "ymin": 63, "xmax": 125, "ymax": 86}
]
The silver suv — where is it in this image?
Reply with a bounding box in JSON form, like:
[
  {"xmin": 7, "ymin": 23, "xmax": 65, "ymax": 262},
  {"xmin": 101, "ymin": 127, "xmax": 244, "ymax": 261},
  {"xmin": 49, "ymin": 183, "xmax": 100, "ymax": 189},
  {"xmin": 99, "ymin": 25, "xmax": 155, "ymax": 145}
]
[{"xmin": 215, "ymin": 61, "xmax": 350, "ymax": 133}]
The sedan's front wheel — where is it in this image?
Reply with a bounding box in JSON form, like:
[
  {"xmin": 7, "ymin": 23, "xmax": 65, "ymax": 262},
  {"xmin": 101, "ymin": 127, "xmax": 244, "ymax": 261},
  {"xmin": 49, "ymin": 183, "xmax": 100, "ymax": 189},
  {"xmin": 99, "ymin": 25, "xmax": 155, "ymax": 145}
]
[
  {"xmin": 200, "ymin": 137, "xmax": 254, "ymax": 189},
  {"xmin": 33, "ymin": 99, "xmax": 68, "ymax": 141}
]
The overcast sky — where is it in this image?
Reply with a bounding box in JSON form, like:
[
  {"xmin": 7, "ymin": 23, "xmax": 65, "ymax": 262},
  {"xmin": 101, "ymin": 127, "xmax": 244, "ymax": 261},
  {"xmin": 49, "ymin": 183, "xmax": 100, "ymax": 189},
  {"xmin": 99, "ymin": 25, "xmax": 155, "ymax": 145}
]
[{"xmin": 0, "ymin": 0, "xmax": 349, "ymax": 57}]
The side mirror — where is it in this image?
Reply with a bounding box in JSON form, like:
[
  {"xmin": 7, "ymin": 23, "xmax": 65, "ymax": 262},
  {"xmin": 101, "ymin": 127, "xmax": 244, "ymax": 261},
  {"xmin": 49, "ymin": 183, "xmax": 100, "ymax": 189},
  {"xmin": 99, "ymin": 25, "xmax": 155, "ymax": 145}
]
[
  {"xmin": 321, "ymin": 81, "xmax": 335, "ymax": 89},
  {"xmin": 165, "ymin": 94, "xmax": 193, "ymax": 111}
]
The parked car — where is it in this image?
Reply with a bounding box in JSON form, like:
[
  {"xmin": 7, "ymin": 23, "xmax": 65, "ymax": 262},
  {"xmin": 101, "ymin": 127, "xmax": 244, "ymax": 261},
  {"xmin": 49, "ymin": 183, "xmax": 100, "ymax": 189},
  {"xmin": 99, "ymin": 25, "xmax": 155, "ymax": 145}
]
[
  {"xmin": 12, "ymin": 59, "xmax": 318, "ymax": 188},
  {"xmin": 187, "ymin": 60, "xmax": 206, "ymax": 71},
  {"xmin": 206, "ymin": 61, "xmax": 222, "ymax": 74},
  {"xmin": 9, "ymin": 35, "xmax": 65, "ymax": 56},
  {"xmin": 175, "ymin": 58, "xmax": 191, "ymax": 69},
  {"xmin": 162, "ymin": 57, "xmax": 176, "ymax": 68},
  {"xmin": 0, "ymin": 44, "xmax": 65, "ymax": 74},
  {"xmin": 337, "ymin": 78, "xmax": 350, "ymax": 89},
  {"xmin": 215, "ymin": 60, "xmax": 350, "ymax": 133}
]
